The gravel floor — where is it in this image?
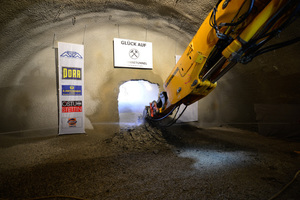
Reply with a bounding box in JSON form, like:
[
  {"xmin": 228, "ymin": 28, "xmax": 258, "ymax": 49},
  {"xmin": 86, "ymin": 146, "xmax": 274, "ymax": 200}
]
[{"xmin": 0, "ymin": 123, "xmax": 299, "ymax": 200}]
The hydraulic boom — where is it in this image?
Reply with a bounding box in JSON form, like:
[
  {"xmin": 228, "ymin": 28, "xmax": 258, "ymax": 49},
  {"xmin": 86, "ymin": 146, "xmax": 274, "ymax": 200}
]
[{"xmin": 144, "ymin": 0, "xmax": 299, "ymax": 125}]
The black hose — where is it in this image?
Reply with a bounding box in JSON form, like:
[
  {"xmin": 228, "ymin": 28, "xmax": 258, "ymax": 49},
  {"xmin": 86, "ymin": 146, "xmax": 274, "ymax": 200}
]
[
  {"xmin": 240, "ymin": 2, "xmax": 300, "ymax": 63},
  {"xmin": 241, "ymin": 37, "xmax": 300, "ymax": 64},
  {"xmin": 250, "ymin": 1, "xmax": 300, "ymax": 43},
  {"xmin": 210, "ymin": 0, "xmax": 255, "ymax": 39},
  {"xmin": 163, "ymin": 105, "xmax": 188, "ymax": 127},
  {"xmin": 147, "ymin": 105, "xmax": 179, "ymax": 122},
  {"xmin": 219, "ymin": 0, "xmax": 255, "ymax": 27},
  {"xmin": 254, "ymin": 37, "xmax": 300, "ymax": 56}
]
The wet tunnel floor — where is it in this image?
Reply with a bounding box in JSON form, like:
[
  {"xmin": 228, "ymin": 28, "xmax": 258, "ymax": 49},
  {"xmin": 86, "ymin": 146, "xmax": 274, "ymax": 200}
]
[{"xmin": 0, "ymin": 123, "xmax": 299, "ymax": 200}]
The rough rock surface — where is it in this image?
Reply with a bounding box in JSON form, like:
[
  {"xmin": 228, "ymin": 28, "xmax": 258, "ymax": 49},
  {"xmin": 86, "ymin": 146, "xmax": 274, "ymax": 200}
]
[
  {"xmin": 110, "ymin": 123, "xmax": 171, "ymax": 152},
  {"xmin": 0, "ymin": 123, "xmax": 299, "ymax": 200}
]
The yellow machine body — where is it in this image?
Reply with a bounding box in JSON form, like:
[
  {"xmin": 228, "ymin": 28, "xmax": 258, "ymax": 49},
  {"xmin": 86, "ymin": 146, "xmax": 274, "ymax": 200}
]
[
  {"xmin": 164, "ymin": 0, "xmax": 247, "ymax": 105},
  {"xmin": 146, "ymin": 0, "xmax": 299, "ymax": 121}
]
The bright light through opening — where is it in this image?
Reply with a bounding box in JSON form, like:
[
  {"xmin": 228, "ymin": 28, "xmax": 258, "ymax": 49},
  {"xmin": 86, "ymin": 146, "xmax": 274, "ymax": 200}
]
[{"xmin": 118, "ymin": 80, "xmax": 159, "ymax": 127}]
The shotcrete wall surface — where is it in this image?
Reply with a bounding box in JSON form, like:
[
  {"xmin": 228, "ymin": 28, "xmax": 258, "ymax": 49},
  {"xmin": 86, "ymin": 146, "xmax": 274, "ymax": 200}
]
[
  {"xmin": 0, "ymin": 0, "xmax": 208, "ymax": 137},
  {"xmin": 0, "ymin": 0, "xmax": 300, "ymax": 138}
]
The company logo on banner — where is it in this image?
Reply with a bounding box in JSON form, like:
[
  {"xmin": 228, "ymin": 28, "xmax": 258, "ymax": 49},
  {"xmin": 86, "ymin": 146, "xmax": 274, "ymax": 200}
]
[
  {"xmin": 61, "ymin": 117, "xmax": 83, "ymax": 128},
  {"xmin": 113, "ymin": 38, "xmax": 153, "ymax": 69},
  {"xmin": 62, "ymin": 85, "xmax": 82, "ymax": 96},
  {"xmin": 62, "ymin": 67, "xmax": 82, "ymax": 80},
  {"xmin": 58, "ymin": 42, "xmax": 85, "ymax": 135},
  {"xmin": 60, "ymin": 51, "xmax": 83, "ymax": 59},
  {"xmin": 62, "ymin": 101, "xmax": 82, "ymax": 113},
  {"xmin": 68, "ymin": 118, "xmax": 78, "ymax": 127}
]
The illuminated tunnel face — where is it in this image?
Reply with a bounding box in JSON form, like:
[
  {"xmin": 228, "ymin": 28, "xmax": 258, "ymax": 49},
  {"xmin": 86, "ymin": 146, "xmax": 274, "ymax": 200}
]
[{"xmin": 118, "ymin": 80, "xmax": 159, "ymax": 127}]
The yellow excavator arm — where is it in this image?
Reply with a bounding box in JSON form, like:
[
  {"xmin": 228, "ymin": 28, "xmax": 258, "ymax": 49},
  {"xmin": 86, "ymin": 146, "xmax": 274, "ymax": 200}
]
[{"xmin": 144, "ymin": 0, "xmax": 299, "ymax": 125}]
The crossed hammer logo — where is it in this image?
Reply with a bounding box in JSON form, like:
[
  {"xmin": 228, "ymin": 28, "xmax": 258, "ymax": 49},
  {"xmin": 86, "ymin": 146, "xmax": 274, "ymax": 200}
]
[{"xmin": 129, "ymin": 49, "xmax": 139, "ymax": 59}]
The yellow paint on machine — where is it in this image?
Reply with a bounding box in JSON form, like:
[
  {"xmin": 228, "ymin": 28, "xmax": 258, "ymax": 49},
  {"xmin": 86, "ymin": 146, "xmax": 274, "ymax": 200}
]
[{"xmin": 164, "ymin": 0, "xmax": 246, "ymax": 105}]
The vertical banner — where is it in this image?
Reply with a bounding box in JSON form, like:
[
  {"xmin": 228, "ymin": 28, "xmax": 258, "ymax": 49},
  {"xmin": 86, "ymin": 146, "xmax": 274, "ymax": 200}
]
[{"xmin": 58, "ymin": 42, "xmax": 85, "ymax": 134}]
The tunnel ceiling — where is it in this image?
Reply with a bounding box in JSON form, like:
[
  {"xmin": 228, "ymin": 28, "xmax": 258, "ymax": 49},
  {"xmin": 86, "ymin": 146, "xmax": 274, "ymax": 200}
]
[
  {"xmin": 0, "ymin": 0, "xmax": 218, "ymax": 87},
  {"xmin": 1, "ymin": 0, "xmax": 298, "ymax": 80},
  {"xmin": 0, "ymin": 0, "xmax": 216, "ymax": 54}
]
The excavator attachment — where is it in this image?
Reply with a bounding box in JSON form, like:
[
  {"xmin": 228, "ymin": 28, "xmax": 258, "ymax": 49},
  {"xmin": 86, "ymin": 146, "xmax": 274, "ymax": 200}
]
[{"xmin": 144, "ymin": 0, "xmax": 300, "ymax": 124}]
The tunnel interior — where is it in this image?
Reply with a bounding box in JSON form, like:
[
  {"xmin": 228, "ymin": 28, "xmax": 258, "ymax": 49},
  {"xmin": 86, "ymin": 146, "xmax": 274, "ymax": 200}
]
[
  {"xmin": 0, "ymin": 0, "xmax": 299, "ymax": 138},
  {"xmin": 0, "ymin": 0, "xmax": 300, "ymax": 199}
]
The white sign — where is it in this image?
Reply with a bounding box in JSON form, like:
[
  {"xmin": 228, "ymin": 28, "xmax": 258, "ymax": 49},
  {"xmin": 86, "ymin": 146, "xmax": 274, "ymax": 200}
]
[
  {"xmin": 58, "ymin": 42, "xmax": 85, "ymax": 134},
  {"xmin": 113, "ymin": 38, "xmax": 153, "ymax": 69}
]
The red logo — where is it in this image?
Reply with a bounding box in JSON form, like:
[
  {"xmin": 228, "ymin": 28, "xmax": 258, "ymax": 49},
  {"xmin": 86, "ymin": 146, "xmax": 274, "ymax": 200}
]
[
  {"xmin": 62, "ymin": 107, "xmax": 82, "ymax": 113},
  {"xmin": 68, "ymin": 118, "xmax": 77, "ymax": 127},
  {"xmin": 62, "ymin": 101, "xmax": 82, "ymax": 113}
]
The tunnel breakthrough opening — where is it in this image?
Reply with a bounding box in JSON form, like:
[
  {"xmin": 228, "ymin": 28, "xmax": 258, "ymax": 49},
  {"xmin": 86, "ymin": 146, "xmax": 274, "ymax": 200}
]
[{"xmin": 118, "ymin": 80, "xmax": 159, "ymax": 128}]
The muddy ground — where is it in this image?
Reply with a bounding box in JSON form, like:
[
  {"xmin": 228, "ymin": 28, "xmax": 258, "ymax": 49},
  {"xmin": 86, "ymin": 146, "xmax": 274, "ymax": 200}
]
[{"xmin": 0, "ymin": 122, "xmax": 299, "ymax": 200}]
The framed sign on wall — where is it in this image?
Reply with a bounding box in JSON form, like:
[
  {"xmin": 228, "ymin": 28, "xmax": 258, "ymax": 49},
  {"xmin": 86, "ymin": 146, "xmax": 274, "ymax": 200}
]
[{"xmin": 113, "ymin": 38, "xmax": 153, "ymax": 69}]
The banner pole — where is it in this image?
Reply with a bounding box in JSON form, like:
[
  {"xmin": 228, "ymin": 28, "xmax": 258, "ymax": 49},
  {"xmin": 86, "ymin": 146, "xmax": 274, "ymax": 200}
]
[{"xmin": 82, "ymin": 25, "xmax": 86, "ymax": 45}]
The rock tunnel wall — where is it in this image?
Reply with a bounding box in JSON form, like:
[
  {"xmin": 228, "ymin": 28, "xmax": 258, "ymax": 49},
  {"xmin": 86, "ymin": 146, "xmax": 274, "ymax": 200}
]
[
  {"xmin": 0, "ymin": 0, "xmax": 299, "ymax": 138},
  {"xmin": 0, "ymin": 0, "xmax": 202, "ymax": 136}
]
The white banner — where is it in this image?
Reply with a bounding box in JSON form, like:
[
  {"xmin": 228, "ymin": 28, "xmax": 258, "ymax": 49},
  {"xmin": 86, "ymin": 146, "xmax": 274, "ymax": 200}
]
[
  {"xmin": 58, "ymin": 42, "xmax": 85, "ymax": 134},
  {"xmin": 113, "ymin": 38, "xmax": 153, "ymax": 69}
]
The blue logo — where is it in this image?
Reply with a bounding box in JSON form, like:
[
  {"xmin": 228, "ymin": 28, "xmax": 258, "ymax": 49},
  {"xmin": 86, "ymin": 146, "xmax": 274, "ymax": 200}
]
[
  {"xmin": 60, "ymin": 51, "xmax": 83, "ymax": 59},
  {"xmin": 62, "ymin": 85, "xmax": 82, "ymax": 96}
]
